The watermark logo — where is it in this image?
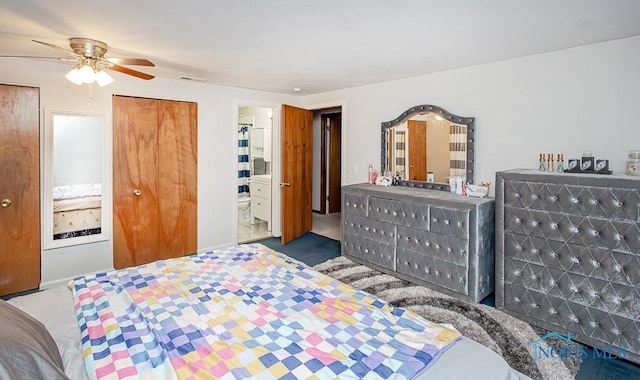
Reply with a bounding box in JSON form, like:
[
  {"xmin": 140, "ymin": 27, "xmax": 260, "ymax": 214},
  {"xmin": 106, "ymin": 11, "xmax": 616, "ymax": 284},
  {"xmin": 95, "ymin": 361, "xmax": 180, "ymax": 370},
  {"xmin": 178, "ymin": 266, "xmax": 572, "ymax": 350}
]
[{"xmin": 532, "ymin": 332, "xmax": 627, "ymax": 361}]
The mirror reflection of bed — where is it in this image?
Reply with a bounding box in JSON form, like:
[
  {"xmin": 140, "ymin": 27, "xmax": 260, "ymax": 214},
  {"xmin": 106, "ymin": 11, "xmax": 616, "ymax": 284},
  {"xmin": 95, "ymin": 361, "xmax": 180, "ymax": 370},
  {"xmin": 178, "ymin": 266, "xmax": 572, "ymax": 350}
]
[{"xmin": 52, "ymin": 183, "xmax": 101, "ymax": 240}]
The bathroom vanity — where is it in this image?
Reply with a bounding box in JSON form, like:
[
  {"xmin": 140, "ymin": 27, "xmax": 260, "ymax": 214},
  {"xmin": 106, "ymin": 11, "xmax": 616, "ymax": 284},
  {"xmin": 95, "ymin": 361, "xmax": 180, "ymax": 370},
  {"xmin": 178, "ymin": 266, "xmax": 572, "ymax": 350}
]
[
  {"xmin": 341, "ymin": 184, "xmax": 495, "ymax": 303},
  {"xmin": 251, "ymin": 174, "xmax": 271, "ymax": 230}
]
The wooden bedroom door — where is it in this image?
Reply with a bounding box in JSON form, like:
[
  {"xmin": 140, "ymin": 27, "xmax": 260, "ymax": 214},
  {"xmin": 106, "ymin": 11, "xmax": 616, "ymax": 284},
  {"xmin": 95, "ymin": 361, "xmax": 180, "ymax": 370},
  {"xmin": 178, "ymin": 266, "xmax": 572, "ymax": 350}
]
[
  {"xmin": 0, "ymin": 84, "xmax": 40, "ymax": 296},
  {"xmin": 408, "ymin": 120, "xmax": 427, "ymax": 181},
  {"xmin": 281, "ymin": 104, "xmax": 313, "ymax": 244},
  {"xmin": 113, "ymin": 96, "xmax": 197, "ymax": 269}
]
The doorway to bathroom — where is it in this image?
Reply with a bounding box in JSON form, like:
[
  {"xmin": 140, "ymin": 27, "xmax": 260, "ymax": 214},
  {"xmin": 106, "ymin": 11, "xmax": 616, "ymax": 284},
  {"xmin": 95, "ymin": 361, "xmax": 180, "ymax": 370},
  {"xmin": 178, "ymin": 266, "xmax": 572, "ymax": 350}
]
[{"xmin": 237, "ymin": 105, "xmax": 273, "ymax": 243}]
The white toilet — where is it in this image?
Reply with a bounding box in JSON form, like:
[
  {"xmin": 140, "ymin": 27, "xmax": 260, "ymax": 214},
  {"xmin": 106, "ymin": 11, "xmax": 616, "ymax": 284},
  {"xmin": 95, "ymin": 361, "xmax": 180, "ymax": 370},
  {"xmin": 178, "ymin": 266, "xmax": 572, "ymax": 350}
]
[{"xmin": 237, "ymin": 196, "xmax": 251, "ymax": 224}]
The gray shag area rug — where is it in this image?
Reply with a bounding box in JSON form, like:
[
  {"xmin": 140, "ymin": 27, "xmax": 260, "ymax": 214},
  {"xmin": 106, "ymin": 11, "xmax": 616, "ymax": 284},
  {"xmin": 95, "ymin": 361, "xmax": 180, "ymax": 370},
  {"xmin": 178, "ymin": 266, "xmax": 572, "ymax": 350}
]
[{"xmin": 314, "ymin": 256, "xmax": 581, "ymax": 380}]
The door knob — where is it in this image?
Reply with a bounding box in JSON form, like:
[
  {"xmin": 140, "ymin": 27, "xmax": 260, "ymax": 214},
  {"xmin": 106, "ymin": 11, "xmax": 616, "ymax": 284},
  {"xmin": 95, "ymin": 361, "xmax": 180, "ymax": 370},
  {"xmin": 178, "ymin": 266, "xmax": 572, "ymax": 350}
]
[
  {"xmin": 133, "ymin": 189, "xmax": 142, "ymax": 196},
  {"xmin": 280, "ymin": 182, "xmax": 291, "ymax": 187},
  {"xmin": 1, "ymin": 199, "xmax": 11, "ymax": 208}
]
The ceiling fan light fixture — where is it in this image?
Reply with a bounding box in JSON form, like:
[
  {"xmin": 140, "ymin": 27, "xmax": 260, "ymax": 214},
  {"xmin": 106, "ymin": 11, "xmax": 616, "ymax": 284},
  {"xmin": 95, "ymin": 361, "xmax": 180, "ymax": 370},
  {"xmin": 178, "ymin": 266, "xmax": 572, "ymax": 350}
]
[
  {"xmin": 77, "ymin": 64, "xmax": 96, "ymax": 84},
  {"xmin": 95, "ymin": 69, "xmax": 114, "ymax": 87},
  {"xmin": 65, "ymin": 66, "xmax": 85, "ymax": 85},
  {"xmin": 65, "ymin": 62, "xmax": 114, "ymax": 87}
]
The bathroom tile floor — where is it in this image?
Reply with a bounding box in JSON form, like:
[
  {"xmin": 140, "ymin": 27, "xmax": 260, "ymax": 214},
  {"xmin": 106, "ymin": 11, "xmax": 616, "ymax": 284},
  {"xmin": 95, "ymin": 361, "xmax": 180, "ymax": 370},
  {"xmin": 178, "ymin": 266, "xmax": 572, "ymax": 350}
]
[
  {"xmin": 238, "ymin": 219, "xmax": 271, "ymax": 243},
  {"xmin": 238, "ymin": 212, "xmax": 341, "ymax": 243}
]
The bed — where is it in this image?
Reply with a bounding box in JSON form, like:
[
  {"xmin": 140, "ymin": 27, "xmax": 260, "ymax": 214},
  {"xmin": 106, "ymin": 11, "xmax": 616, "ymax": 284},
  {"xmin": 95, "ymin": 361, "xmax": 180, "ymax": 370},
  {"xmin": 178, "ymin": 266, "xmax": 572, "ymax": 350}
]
[
  {"xmin": 53, "ymin": 183, "xmax": 102, "ymax": 240},
  {"xmin": 2, "ymin": 244, "xmax": 528, "ymax": 380}
]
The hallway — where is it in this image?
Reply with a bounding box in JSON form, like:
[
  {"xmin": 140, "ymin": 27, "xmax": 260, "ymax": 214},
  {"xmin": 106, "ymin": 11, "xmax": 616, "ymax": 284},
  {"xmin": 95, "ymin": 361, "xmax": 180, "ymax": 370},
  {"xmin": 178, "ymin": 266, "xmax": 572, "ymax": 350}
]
[
  {"xmin": 239, "ymin": 212, "xmax": 340, "ymax": 243},
  {"xmin": 311, "ymin": 212, "xmax": 340, "ymax": 241}
]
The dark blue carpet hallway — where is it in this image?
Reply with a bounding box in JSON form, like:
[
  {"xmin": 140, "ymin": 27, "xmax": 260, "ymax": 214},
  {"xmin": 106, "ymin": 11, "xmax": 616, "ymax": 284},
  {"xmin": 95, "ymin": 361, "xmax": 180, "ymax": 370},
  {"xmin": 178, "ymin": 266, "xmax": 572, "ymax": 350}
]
[{"xmin": 255, "ymin": 232, "xmax": 340, "ymax": 267}]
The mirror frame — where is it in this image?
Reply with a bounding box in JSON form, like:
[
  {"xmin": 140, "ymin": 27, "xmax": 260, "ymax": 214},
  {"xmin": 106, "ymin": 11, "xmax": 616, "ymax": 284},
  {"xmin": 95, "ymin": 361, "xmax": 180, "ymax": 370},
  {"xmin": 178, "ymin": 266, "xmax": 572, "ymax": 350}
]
[
  {"xmin": 43, "ymin": 109, "xmax": 111, "ymax": 250},
  {"xmin": 381, "ymin": 104, "xmax": 475, "ymax": 191}
]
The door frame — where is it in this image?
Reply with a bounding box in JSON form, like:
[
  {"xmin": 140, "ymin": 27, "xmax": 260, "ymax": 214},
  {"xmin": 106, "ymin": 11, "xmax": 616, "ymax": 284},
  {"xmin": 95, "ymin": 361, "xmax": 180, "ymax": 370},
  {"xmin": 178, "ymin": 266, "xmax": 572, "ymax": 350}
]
[
  {"xmin": 233, "ymin": 100, "xmax": 281, "ymax": 243},
  {"xmin": 319, "ymin": 112, "xmax": 342, "ymax": 214},
  {"xmin": 304, "ymin": 100, "xmax": 348, "ymax": 220}
]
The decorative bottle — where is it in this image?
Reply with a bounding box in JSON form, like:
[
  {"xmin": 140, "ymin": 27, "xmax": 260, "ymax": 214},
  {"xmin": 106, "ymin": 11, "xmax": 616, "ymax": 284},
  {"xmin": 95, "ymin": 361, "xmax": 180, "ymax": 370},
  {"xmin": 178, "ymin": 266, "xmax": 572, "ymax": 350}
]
[
  {"xmin": 556, "ymin": 154, "xmax": 564, "ymax": 172},
  {"xmin": 547, "ymin": 153, "xmax": 554, "ymax": 172},
  {"xmin": 539, "ymin": 153, "xmax": 546, "ymax": 171},
  {"xmin": 626, "ymin": 150, "xmax": 640, "ymax": 176},
  {"xmin": 368, "ymin": 164, "xmax": 374, "ymax": 184}
]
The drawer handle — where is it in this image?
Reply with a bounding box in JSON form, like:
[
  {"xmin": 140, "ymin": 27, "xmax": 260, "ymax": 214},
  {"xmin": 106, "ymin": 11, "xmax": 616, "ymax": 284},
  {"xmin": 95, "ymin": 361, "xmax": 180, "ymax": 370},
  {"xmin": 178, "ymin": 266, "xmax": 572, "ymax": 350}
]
[{"xmin": 1, "ymin": 198, "xmax": 11, "ymax": 208}]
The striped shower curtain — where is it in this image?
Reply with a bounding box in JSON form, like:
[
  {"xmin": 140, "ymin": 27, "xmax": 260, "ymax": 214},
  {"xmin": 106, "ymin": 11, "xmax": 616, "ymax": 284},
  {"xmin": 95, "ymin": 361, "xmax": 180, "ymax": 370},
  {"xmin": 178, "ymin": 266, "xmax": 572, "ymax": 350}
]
[
  {"xmin": 449, "ymin": 124, "xmax": 467, "ymax": 178},
  {"xmin": 394, "ymin": 130, "xmax": 406, "ymax": 176},
  {"xmin": 238, "ymin": 124, "xmax": 251, "ymax": 195}
]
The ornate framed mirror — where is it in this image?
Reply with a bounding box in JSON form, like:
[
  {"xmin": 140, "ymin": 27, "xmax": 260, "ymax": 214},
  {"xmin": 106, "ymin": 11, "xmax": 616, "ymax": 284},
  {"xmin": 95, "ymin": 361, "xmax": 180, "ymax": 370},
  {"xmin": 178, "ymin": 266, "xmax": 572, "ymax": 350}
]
[
  {"xmin": 43, "ymin": 109, "xmax": 110, "ymax": 249},
  {"xmin": 381, "ymin": 104, "xmax": 475, "ymax": 191}
]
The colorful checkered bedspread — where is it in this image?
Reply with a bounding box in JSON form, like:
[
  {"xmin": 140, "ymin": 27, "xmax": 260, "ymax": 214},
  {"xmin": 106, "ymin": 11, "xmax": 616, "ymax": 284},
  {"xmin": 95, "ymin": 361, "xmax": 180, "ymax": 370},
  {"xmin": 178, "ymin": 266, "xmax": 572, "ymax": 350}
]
[{"xmin": 70, "ymin": 244, "xmax": 460, "ymax": 379}]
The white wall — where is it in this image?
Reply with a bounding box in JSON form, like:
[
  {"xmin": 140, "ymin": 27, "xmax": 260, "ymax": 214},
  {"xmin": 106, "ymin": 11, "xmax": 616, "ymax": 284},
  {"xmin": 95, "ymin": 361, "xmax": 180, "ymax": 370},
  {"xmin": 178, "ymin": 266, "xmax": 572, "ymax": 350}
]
[
  {"xmin": 302, "ymin": 36, "xmax": 640, "ymax": 192},
  {"xmin": 0, "ymin": 58, "xmax": 299, "ymax": 287}
]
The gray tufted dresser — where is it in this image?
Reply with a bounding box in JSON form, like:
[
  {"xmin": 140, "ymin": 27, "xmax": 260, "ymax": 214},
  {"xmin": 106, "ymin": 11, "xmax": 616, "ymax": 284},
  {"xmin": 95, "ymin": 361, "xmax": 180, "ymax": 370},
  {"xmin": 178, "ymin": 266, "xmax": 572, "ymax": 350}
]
[
  {"xmin": 495, "ymin": 169, "xmax": 640, "ymax": 363},
  {"xmin": 341, "ymin": 183, "xmax": 495, "ymax": 303}
]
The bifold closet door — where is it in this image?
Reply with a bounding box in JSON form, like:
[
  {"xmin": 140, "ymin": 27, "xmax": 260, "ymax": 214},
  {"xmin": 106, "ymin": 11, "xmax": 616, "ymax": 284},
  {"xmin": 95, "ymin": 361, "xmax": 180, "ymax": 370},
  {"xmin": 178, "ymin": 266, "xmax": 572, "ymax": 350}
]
[
  {"xmin": 113, "ymin": 96, "xmax": 159, "ymax": 269},
  {"xmin": 0, "ymin": 84, "xmax": 40, "ymax": 296},
  {"xmin": 157, "ymin": 99, "xmax": 197, "ymax": 260},
  {"xmin": 113, "ymin": 96, "xmax": 197, "ymax": 269}
]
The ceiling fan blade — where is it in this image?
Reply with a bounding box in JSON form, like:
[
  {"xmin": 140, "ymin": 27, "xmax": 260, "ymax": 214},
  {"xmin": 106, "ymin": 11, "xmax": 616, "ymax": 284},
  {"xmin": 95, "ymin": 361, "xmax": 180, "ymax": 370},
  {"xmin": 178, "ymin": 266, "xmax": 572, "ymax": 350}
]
[
  {"xmin": 109, "ymin": 64, "xmax": 154, "ymax": 80},
  {"xmin": 32, "ymin": 39, "xmax": 80, "ymax": 58},
  {"xmin": 0, "ymin": 55, "xmax": 78, "ymax": 62},
  {"xmin": 105, "ymin": 57, "xmax": 155, "ymax": 66}
]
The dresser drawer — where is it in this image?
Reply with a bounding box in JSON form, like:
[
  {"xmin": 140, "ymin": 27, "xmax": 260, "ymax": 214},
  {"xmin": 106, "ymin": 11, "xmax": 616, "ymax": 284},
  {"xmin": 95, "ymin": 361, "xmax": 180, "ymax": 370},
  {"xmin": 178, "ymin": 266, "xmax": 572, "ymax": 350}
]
[
  {"xmin": 344, "ymin": 213, "xmax": 396, "ymax": 243},
  {"xmin": 504, "ymin": 207, "xmax": 640, "ymax": 254},
  {"xmin": 396, "ymin": 247, "xmax": 469, "ymax": 295},
  {"xmin": 429, "ymin": 206, "xmax": 469, "ymax": 239},
  {"xmin": 397, "ymin": 226, "xmax": 469, "ymax": 267},
  {"xmin": 368, "ymin": 196, "xmax": 430, "ymax": 230},
  {"xmin": 342, "ymin": 237, "xmax": 396, "ymax": 271},
  {"xmin": 344, "ymin": 192, "xmax": 369, "ymax": 216},
  {"xmin": 504, "ymin": 180, "xmax": 640, "ymax": 223}
]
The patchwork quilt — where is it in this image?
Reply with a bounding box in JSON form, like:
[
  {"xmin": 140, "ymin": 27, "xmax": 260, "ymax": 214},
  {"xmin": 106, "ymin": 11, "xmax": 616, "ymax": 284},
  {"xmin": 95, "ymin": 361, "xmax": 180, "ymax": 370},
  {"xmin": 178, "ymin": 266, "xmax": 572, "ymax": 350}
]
[{"xmin": 70, "ymin": 244, "xmax": 460, "ymax": 379}]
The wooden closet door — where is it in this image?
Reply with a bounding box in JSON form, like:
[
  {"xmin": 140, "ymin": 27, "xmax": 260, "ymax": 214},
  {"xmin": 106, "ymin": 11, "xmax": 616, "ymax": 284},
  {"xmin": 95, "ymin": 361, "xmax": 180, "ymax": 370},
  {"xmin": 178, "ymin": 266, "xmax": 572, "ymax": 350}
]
[
  {"xmin": 0, "ymin": 84, "xmax": 40, "ymax": 295},
  {"xmin": 157, "ymin": 100, "xmax": 197, "ymax": 260},
  {"xmin": 113, "ymin": 96, "xmax": 159, "ymax": 269}
]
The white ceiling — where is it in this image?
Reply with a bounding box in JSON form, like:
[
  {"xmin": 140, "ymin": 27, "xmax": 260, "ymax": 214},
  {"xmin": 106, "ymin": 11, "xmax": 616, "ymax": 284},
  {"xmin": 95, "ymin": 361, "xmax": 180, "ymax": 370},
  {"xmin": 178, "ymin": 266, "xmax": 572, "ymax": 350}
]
[{"xmin": 1, "ymin": 0, "xmax": 640, "ymax": 95}]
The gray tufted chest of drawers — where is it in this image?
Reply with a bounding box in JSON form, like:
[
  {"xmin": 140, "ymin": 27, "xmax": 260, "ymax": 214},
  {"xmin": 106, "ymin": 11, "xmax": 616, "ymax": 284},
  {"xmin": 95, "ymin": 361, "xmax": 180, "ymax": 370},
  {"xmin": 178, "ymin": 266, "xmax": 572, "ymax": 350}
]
[
  {"xmin": 495, "ymin": 169, "xmax": 640, "ymax": 363},
  {"xmin": 341, "ymin": 183, "xmax": 495, "ymax": 303}
]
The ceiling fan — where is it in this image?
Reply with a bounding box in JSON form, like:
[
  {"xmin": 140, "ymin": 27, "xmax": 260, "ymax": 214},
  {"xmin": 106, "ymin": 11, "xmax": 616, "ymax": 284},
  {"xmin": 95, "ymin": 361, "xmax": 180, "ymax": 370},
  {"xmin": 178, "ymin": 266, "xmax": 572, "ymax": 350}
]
[{"xmin": 1, "ymin": 37, "xmax": 155, "ymax": 86}]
